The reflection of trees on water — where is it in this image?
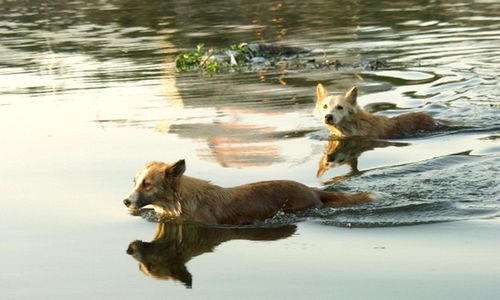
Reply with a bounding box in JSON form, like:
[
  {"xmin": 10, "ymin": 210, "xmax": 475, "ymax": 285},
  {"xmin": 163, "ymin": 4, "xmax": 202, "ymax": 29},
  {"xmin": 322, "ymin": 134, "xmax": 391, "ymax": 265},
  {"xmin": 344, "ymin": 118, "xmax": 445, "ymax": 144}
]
[
  {"xmin": 165, "ymin": 118, "xmax": 281, "ymax": 168},
  {"xmin": 148, "ymin": 0, "xmax": 337, "ymax": 168},
  {"xmin": 126, "ymin": 222, "xmax": 296, "ymax": 288},
  {"xmin": 4, "ymin": 0, "xmax": 487, "ymax": 168},
  {"xmin": 156, "ymin": 59, "xmax": 318, "ymax": 168},
  {"xmin": 3, "ymin": 0, "xmax": 366, "ymax": 73},
  {"xmin": 3, "ymin": 0, "xmax": 486, "ymax": 68}
]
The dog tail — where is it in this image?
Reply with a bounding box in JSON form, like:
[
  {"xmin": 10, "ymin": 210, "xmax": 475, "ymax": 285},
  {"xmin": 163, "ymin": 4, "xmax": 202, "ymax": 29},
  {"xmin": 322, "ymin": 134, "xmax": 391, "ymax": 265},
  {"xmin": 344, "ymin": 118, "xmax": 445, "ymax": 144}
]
[{"xmin": 315, "ymin": 189, "xmax": 372, "ymax": 207}]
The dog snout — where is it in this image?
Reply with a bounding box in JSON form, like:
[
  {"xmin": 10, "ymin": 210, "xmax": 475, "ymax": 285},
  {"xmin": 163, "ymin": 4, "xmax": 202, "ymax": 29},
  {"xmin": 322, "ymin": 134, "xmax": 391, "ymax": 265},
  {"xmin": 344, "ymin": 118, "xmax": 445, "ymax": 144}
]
[
  {"xmin": 127, "ymin": 240, "xmax": 143, "ymax": 256},
  {"xmin": 123, "ymin": 199, "xmax": 131, "ymax": 207},
  {"xmin": 324, "ymin": 114, "xmax": 333, "ymax": 124}
]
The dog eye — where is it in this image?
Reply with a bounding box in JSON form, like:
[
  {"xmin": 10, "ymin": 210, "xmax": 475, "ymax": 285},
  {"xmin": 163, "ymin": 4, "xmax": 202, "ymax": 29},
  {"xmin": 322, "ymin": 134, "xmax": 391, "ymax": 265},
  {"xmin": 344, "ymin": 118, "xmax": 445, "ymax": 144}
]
[
  {"xmin": 323, "ymin": 104, "xmax": 328, "ymax": 109},
  {"xmin": 336, "ymin": 105, "xmax": 344, "ymax": 110},
  {"xmin": 142, "ymin": 181, "xmax": 150, "ymax": 188}
]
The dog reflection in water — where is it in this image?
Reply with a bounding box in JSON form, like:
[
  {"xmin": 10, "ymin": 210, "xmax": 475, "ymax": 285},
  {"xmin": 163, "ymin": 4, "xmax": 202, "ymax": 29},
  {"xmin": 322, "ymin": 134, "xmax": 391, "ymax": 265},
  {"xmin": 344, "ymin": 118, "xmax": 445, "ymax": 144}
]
[
  {"xmin": 317, "ymin": 137, "xmax": 409, "ymax": 182},
  {"xmin": 126, "ymin": 222, "xmax": 296, "ymax": 288}
]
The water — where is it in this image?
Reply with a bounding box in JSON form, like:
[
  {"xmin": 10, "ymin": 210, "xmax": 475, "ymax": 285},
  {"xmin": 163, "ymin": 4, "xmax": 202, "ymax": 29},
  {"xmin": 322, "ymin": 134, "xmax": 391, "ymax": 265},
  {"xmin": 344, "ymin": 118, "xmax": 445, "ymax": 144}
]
[{"xmin": 1, "ymin": 0, "xmax": 500, "ymax": 298}]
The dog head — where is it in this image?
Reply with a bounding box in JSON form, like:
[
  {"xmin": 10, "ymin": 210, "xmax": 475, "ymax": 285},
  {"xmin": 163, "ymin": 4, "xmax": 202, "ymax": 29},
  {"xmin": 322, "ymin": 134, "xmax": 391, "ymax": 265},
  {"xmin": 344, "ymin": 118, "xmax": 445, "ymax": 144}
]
[
  {"xmin": 123, "ymin": 160, "xmax": 186, "ymax": 210},
  {"xmin": 127, "ymin": 239, "xmax": 192, "ymax": 288},
  {"xmin": 315, "ymin": 83, "xmax": 359, "ymax": 127}
]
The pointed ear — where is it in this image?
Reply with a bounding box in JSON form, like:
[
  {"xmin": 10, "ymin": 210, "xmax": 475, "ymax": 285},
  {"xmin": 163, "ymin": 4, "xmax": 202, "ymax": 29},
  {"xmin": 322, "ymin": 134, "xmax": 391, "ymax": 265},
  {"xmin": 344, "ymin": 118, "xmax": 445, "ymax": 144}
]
[
  {"xmin": 344, "ymin": 87, "xmax": 358, "ymax": 104},
  {"xmin": 316, "ymin": 83, "xmax": 329, "ymax": 101},
  {"xmin": 173, "ymin": 263, "xmax": 193, "ymax": 289},
  {"xmin": 166, "ymin": 159, "xmax": 186, "ymax": 178}
]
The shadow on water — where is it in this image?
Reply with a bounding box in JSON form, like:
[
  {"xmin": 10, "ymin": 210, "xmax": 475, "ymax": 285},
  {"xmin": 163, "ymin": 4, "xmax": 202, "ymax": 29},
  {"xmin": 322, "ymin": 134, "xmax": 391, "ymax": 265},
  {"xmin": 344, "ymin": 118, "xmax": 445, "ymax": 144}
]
[{"xmin": 126, "ymin": 222, "xmax": 296, "ymax": 288}]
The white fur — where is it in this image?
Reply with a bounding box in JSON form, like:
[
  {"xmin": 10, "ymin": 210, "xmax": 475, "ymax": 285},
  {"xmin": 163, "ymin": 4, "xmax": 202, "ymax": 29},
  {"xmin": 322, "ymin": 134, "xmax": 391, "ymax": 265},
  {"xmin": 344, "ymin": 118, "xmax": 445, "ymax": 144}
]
[
  {"xmin": 126, "ymin": 166, "xmax": 151, "ymax": 207},
  {"xmin": 319, "ymin": 95, "xmax": 355, "ymax": 125}
]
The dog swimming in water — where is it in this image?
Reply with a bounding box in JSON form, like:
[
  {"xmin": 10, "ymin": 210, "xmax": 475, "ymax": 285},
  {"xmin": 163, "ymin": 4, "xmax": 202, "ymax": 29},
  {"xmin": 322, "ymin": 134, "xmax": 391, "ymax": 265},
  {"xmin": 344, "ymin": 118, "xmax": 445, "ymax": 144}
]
[
  {"xmin": 315, "ymin": 83, "xmax": 443, "ymax": 138},
  {"xmin": 123, "ymin": 160, "xmax": 372, "ymax": 225}
]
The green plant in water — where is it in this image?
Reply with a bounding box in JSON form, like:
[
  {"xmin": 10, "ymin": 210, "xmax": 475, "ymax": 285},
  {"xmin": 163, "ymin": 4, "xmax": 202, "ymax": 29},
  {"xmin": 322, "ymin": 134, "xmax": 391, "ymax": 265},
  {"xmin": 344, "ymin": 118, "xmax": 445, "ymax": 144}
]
[
  {"xmin": 203, "ymin": 60, "xmax": 221, "ymax": 74},
  {"xmin": 175, "ymin": 42, "xmax": 308, "ymax": 74},
  {"xmin": 228, "ymin": 43, "xmax": 251, "ymax": 56},
  {"xmin": 176, "ymin": 43, "xmax": 252, "ymax": 74},
  {"xmin": 175, "ymin": 43, "xmax": 206, "ymax": 71}
]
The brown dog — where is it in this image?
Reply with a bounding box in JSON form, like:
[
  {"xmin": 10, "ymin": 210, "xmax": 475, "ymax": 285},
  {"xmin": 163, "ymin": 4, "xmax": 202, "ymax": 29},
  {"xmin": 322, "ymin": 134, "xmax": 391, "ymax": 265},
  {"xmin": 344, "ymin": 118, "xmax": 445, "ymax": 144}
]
[
  {"xmin": 316, "ymin": 83, "xmax": 442, "ymax": 138},
  {"xmin": 123, "ymin": 160, "xmax": 372, "ymax": 225}
]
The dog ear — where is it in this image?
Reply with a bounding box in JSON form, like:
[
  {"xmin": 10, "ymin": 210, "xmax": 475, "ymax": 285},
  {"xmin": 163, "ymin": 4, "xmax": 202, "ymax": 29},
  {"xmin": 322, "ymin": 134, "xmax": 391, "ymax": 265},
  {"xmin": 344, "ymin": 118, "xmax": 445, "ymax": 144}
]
[
  {"xmin": 166, "ymin": 159, "xmax": 186, "ymax": 178},
  {"xmin": 316, "ymin": 162, "xmax": 328, "ymax": 178},
  {"xmin": 173, "ymin": 263, "xmax": 193, "ymax": 289},
  {"xmin": 316, "ymin": 83, "xmax": 329, "ymax": 101},
  {"xmin": 344, "ymin": 87, "xmax": 358, "ymax": 104}
]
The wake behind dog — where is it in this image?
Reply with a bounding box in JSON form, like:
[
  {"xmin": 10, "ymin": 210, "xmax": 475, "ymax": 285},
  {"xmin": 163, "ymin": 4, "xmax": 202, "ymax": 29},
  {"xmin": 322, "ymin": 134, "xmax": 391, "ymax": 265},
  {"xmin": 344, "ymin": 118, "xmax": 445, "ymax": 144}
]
[{"xmin": 123, "ymin": 160, "xmax": 372, "ymax": 225}]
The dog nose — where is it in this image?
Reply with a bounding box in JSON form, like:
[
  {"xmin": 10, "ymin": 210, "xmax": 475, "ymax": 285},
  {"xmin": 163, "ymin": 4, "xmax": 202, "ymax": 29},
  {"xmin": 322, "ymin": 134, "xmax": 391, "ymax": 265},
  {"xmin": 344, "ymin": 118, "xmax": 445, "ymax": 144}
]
[
  {"xmin": 123, "ymin": 199, "xmax": 131, "ymax": 207},
  {"xmin": 324, "ymin": 114, "xmax": 333, "ymax": 123}
]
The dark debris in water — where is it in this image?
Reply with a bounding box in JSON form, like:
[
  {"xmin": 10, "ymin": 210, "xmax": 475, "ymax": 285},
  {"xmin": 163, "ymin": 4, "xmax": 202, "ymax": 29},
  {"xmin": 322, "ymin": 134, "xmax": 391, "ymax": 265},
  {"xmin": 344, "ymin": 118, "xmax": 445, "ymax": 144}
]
[{"xmin": 175, "ymin": 43, "xmax": 389, "ymax": 74}]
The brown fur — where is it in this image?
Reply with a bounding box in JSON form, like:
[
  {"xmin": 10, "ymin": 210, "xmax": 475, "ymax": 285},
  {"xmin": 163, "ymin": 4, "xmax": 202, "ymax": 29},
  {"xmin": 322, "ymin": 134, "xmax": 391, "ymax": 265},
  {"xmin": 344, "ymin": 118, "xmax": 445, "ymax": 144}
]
[
  {"xmin": 126, "ymin": 223, "xmax": 296, "ymax": 288},
  {"xmin": 123, "ymin": 160, "xmax": 372, "ymax": 225},
  {"xmin": 317, "ymin": 138, "xmax": 409, "ymax": 179},
  {"xmin": 315, "ymin": 83, "xmax": 441, "ymax": 138}
]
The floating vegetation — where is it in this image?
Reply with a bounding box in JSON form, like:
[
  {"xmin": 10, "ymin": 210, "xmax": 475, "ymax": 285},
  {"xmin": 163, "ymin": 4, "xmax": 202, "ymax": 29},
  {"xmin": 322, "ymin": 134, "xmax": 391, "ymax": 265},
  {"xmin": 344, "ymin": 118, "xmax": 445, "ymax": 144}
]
[
  {"xmin": 175, "ymin": 42, "xmax": 389, "ymax": 74},
  {"xmin": 175, "ymin": 43, "xmax": 307, "ymax": 73}
]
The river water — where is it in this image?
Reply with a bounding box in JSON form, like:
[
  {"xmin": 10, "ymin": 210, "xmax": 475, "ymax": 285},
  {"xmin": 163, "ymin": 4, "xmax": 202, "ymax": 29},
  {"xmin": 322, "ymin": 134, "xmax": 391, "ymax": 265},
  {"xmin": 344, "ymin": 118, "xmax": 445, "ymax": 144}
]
[{"xmin": 1, "ymin": 0, "xmax": 499, "ymax": 298}]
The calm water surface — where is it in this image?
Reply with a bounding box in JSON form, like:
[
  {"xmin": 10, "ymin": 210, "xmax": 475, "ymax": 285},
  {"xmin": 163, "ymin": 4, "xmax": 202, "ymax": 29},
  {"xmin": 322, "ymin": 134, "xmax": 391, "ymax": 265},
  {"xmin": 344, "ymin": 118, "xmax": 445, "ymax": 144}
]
[{"xmin": 1, "ymin": 0, "xmax": 499, "ymax": 298}]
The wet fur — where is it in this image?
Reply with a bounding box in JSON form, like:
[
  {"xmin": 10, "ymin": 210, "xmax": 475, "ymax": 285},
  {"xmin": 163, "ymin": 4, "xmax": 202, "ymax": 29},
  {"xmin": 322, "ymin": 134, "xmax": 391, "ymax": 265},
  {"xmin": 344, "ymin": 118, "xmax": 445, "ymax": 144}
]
[
  {"xmin": 126, "ymin": 223, "xmax": 296, "ymax": 288},
  {"xmin": 315, "ymin": 83, "xmax": 441, "ymax": 138},
  {"xmin": 123, "ymin": 160, "xmax": 372, "ymax": 225}
]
